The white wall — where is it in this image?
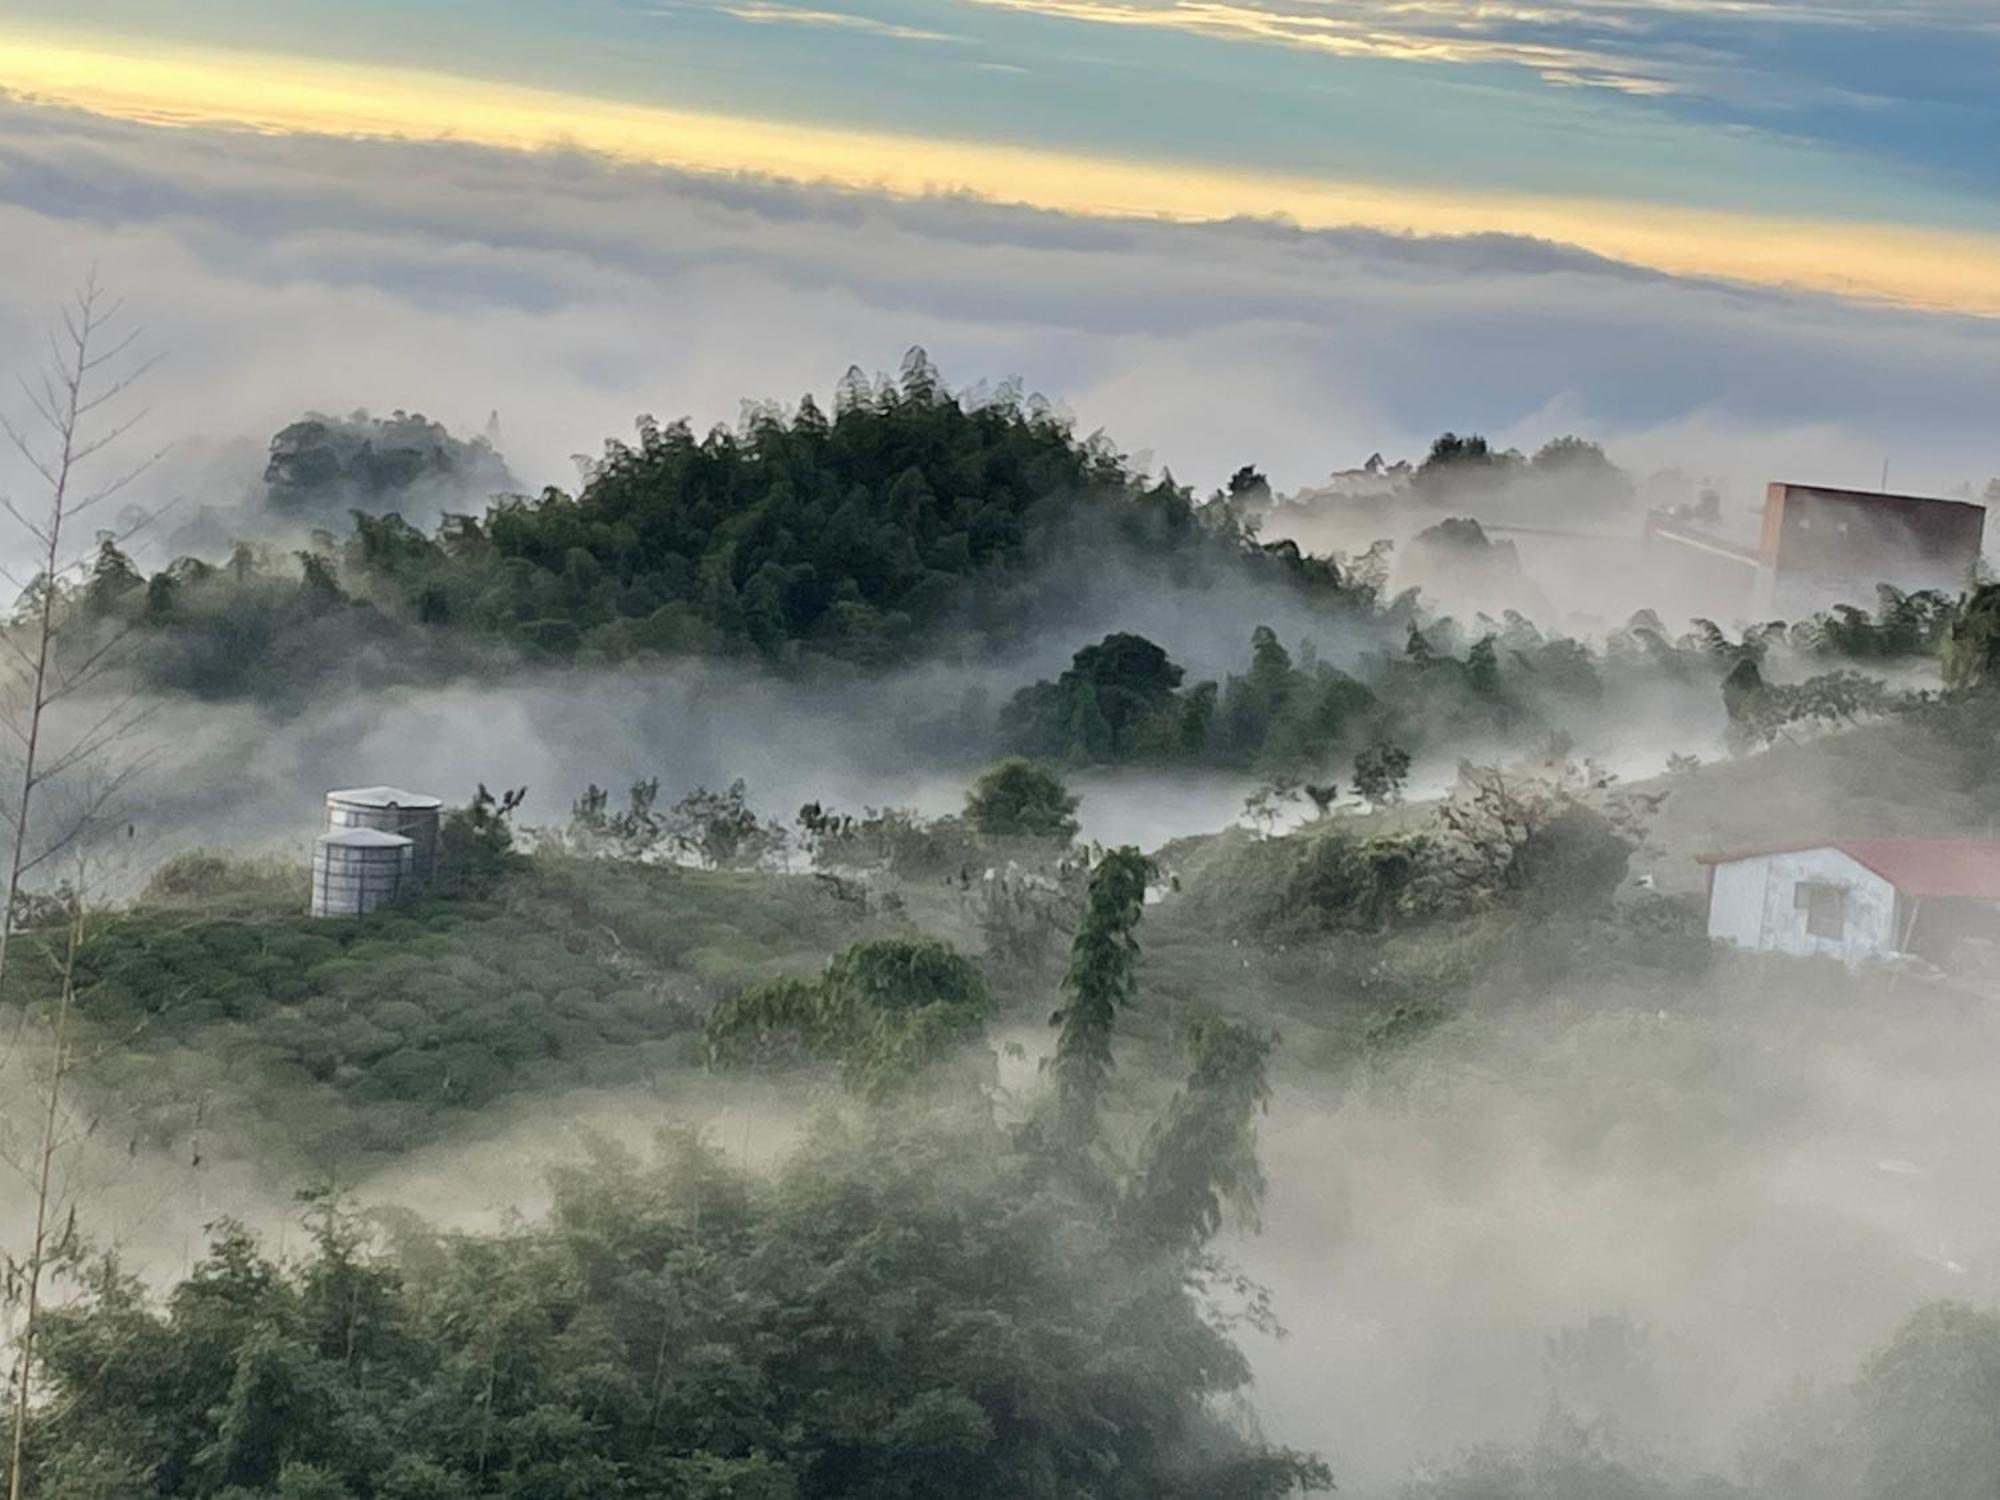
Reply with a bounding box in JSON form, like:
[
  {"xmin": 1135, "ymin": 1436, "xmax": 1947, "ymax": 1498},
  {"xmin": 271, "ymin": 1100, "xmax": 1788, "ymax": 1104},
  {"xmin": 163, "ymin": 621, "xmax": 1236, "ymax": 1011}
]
[{"xmin": 1705, "ymin": 847, "xmax": 1899, "ymax": 960}]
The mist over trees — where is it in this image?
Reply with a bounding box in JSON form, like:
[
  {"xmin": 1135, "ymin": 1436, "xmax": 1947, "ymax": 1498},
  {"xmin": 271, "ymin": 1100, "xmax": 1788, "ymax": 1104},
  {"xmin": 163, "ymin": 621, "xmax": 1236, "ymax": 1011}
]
[
  {"xmin": 65, "ymin": 351, "xmax": 1400, "ymax": 699},
  {"xmin": 165, "ymin": 411, "xmax": 516, "ymax": 559},
  {"xmin": 1404, "ymin": 432, "xmax": 1631, "ymax": 509},
  {"xmin": 5, "ymin": 328, "xmax": 2000, "ymax": 1500},
  {"xmin": 995, "ymin": 597, "xmax": 1947, "ymax": 776},
  {"xmin": 263, "ymin": 412, "xmax": 514, "ymax": 525},
  {"xmin": 7, "ymin": 347, "xmax": 1965, "ymax": 795}
]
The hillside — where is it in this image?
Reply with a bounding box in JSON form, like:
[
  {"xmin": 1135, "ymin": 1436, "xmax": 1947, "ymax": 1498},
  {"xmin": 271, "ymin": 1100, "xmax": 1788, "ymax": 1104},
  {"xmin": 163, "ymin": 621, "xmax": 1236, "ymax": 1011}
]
[
  {"xmin": 10, "ymin": 847, "xmax": 873, "ymax": 1169},
  {"xmin": 31, "ymin": 683, "xmax": 1999, "ymax": 1175},
  {"xmin": 8, "ymin": 695, "xmax": 2000, "ymax": 1499}
]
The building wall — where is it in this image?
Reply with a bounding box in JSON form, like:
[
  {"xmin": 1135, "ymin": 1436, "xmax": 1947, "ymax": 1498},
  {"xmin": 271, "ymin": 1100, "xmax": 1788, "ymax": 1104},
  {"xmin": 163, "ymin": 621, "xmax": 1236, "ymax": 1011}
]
[
  {"xmin": 1706, "ymin": 847, "xmax": 1899, "ymax": 960},
  {"xmin": 1760, "ymin": 483, "xmax": 1986, "ymax": 594}
]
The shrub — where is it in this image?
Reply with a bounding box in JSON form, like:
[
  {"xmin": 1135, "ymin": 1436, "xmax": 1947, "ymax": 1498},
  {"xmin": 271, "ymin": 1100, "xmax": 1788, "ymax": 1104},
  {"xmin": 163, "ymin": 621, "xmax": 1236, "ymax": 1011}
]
[
  {"xmin": 706, "ymin": 937, "xmax": 995, "ymax": 1098},
  {"xmin": 1279, "ymin": 831, "xmax": 1426, "ymax": 932},
  {"xmin": 964, "ymin": 758, "xmax": 1079, "ymax": 843},
  {"xmin": 1509, "ymin": 804, "xmax": 1632, "ymax": 913},
  {"xmin": 143, "ymin": 850, "xmax": 308, "ymax": 912}
]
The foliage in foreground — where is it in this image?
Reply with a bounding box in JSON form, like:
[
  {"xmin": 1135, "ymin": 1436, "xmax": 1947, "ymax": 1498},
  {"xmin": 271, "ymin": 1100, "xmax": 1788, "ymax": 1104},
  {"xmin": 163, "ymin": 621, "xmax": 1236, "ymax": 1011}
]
[
  {"xmin": 19, "ymin": 1108, "xmax": 1324, "ymax": 1500},
  {"xmin": 15, "ymin": 847, "xmax": 1327, "ymax": 1500}
]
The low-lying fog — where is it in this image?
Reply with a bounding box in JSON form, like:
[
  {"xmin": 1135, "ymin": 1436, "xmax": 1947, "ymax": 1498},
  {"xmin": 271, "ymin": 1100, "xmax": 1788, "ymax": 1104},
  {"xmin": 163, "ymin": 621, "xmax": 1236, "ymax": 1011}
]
[
  {"xmin": 127, "ymin": 667, "xmax": 1243, "ymax": 856},
  {"xmin": 1236, "ymin": 990, "xmax": 2000, "ymax": 1495},
  {"xmin": 14, "ymin": 967, "xmax": 1998, "ymax": 1497},
  {"xmin": 115, "ymin": 647, "xmax": 1734, "ymax": 872}
]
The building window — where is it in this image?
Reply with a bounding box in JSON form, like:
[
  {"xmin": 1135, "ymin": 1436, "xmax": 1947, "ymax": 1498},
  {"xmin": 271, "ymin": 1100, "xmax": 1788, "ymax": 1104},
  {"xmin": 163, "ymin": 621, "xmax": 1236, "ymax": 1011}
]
[{"xmin": 1796, "ymin": 881, "xmax": 1847, "ymax": 941}]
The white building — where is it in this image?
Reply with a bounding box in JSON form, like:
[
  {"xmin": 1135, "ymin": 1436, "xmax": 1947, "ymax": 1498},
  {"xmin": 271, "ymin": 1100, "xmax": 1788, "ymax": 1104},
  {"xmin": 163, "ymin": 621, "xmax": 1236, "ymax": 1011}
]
[{"xmin": 1697, "ymin": 839, "xmax": 2000, "ymax": 962}]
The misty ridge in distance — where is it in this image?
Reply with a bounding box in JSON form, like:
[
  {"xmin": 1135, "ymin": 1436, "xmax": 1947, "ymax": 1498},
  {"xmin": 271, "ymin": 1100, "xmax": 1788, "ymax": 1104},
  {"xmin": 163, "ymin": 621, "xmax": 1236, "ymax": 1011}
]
[{"xmin": 161, "ymin": 409, "xmax": 517, "ymax": 559}]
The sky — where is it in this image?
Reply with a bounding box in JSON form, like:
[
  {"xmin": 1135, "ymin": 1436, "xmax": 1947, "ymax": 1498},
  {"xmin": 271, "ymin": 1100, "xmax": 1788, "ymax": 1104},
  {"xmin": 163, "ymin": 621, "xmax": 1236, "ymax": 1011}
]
[
  {"xmin": 3, "ymin": 1, "xmax": 1999, "ymax": 309},
  {"xmin": 0, "ymin": 0, "xmax": 1994, "ymax": 513}
]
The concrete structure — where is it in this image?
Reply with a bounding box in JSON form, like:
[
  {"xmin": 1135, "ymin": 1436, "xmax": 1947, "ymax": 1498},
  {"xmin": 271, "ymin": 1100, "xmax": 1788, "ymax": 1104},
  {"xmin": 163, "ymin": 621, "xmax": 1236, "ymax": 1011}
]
[
  {"xmin": 1756, "ymin": 482, "xmax": 1985, "ymax": 615},
  {"xmin": 311, "ymin": 828, "xmax": 416, "ymax": 918},
  {"xmin": 326, "ymin": 786, "xmax": 443, "ymax": 885},
  {"xmin": 1697, "ymin": 839, "xmax": 2000, "ymax": 962},
  {"xmin": 1646, "ymin": 483, "xmax": 1986, "ymax": 618}
]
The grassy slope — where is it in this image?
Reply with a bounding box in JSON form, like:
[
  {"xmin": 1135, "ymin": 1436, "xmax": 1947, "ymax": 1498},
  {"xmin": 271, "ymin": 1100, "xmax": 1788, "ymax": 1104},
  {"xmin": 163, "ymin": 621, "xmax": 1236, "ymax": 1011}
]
[{"xmin": 20, "ymin": 852, "xmax": 873, "ymax": 1170}]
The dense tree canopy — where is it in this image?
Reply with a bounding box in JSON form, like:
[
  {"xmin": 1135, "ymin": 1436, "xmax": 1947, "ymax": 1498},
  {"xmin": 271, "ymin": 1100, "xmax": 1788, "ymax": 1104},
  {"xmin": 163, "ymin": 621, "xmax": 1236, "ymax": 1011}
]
[
  {"xmin": 84, "ymin": 352, "xmax": 1389, "ymax": 698},
  {"xmin": 19, "ymin": 1110, "xmax": 1327, "ymax": 1500},
  {"xmin": 20, "ymin": 357, "xmax": 1974, "ymax": 725},
  {"xmin": 1000, "ymin": 625, "xmax": 1512, "ymax": 772}
]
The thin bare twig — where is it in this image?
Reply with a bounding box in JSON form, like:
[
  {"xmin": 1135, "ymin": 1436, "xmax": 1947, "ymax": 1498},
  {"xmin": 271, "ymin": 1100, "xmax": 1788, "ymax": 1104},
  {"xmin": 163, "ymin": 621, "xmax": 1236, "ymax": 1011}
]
[{"xmin": 0, "ymin": 273, "xmax": 165, "ymax": 1500}]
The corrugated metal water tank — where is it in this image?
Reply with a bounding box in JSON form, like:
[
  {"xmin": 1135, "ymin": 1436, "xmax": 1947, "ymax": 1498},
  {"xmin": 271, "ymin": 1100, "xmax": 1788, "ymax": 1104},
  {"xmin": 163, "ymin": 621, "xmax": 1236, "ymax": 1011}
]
[
  {"xmin": 311, "ymin": 828, "xmax": 415, "ymax": 917},
  {"xmin": 326, "ymin": 786, "xmax": 443, "ymax": 885}
]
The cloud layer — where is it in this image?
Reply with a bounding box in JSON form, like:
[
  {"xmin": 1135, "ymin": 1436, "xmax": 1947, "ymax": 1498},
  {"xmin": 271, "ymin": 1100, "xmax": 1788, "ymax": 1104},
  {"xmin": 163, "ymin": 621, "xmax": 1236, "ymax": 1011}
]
[
  {"xmin": 955, "ymin": 0, "xmax": 1998, "ymax": 100},
  {"xmin": 6, "ymin": 25, "xmax": 1999, "ymax": 315},
  {"xmin": 0, "ymin": 98, "xmax": 1994, "ymax": 539}
]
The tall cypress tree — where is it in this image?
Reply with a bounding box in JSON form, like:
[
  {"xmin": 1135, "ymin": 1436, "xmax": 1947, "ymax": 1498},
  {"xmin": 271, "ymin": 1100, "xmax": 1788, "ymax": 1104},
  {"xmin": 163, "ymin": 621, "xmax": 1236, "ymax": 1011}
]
[{"xmin": 1049, "ymin": 847, "xmax": 1154, "ymax": 1152}]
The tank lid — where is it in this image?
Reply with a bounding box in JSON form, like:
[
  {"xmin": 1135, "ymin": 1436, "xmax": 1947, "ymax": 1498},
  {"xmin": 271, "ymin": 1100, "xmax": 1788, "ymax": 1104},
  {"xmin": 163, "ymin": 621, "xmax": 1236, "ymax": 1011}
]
[
  {"xmin": 318, "ymin": 828, "xmax": 415, "ymax": 849},
  {"xmin": 327, "ymin": 785, "xmax": 444, "ymax": 811}
]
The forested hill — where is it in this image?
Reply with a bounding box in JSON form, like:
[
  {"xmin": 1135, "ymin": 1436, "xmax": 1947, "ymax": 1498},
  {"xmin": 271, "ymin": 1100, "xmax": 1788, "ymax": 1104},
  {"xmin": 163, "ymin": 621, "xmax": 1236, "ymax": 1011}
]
[
  {"xmin": 65, "ymin": 351, "xmax": 1992, "ymax": 723},
  {"xmin": 88, "ymin": 352, "xmax": 1374, "ymax": 699}
]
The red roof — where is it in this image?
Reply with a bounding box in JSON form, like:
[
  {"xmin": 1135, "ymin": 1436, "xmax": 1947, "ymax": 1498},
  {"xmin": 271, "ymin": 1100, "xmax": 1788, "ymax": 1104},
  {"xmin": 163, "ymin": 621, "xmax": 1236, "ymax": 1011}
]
[{"xmin": 1697, "ymin": 839, "xmax": 2000, "ymax": 901}]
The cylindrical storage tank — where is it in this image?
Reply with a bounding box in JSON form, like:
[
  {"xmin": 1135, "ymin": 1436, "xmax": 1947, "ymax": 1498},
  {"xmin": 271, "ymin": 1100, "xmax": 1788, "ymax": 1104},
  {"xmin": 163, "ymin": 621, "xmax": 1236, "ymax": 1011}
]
[
  {"xmin": 326, "ymin": 786, "xmax": 443, "ymax": 886},
  {"xmin": 312, "ymin": 829, "xmax": 415, "ymax": 918}
]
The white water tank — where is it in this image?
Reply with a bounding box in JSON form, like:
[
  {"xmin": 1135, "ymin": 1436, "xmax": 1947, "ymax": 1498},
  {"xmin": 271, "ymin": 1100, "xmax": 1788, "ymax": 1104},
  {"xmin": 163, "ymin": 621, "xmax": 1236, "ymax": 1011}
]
[
  {"xmin": 325, "ymin": 786, "xmax": 443, "ymax": 885},
  {"xmin": 311, "ymin": 828, "xmax": 415, "ymax": 918}
]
